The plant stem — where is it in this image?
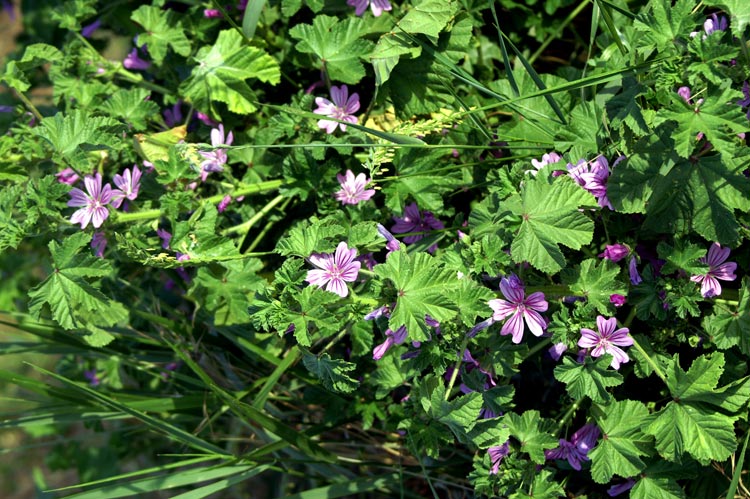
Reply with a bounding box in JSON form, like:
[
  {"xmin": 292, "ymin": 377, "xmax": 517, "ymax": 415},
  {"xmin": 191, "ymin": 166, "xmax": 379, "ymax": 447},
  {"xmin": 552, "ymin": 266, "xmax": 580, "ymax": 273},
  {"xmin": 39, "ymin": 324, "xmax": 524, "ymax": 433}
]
[
  {"xmin": 554, "ymin": 398, "xmax": 581, "ymax": 435},
  {"xmin": 630, "ymin": 336, "xmax": 667, "ymax": 383},
  {"xmin": 222, "ymin": 194, "xmax": 285, "ymax": 236},
  {"xmin": 13, "ymin": 89, "xmax": 44, "ymax": 122},
  {"xmin": 445, "ymin": 336, "xmax": 470, "ymax": 401}
]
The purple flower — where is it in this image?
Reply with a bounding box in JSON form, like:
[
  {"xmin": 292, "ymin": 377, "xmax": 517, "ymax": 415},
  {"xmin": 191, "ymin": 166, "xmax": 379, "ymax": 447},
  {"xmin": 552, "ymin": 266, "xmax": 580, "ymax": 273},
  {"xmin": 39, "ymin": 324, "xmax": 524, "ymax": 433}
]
[
  {"xmin": 204, "ymin": 8, "xmax": 222, "ymax": 17},
  {"xmin": 578, "ymin": 316, "xmax": 632, "ymax": 369},
  {"xmin": 376, "ymin": 223, "xmax": 401, "ymax": 253},
  {"xmin": 737, "ymin": 81, "xmax": 750, "ymax": 121},
  {"xmin": 81, "ymin": 19, "xmax": 102, "ymax": 38},
  {"xmin": 313, "ymin": 85, "xmax": 360, "ymax": 134},
  {"xmin": 703, "ymin": 13, "xmax": 728, "ymax": 36},
  {"xmin": 677, "ymin": 86, "xmax": 692, "ymax": 103},
  {"xmin": 56, "ymin": 167, "xmax": 80, "ymax": 185},
  {"xmin": 217, "ymin": 195, "xmax": 232, "ymax": 213},
  {"xmin": 157, "ymin": 228, "xmax": 172, "ymax": 249},
  {"xmin": 110, "ymin": 165, "xmax": 142, "ymax": 209},
  {"xmin": 628, "ymin": 256, "xmax": 642, "ymax": 285},
  {"xmin": 335, "ymin": 170, "xmax": 376, "ymax": 205},
  {"xmin": 84, "ymin": 369, "xmax": 100, "ymax": 387},
  {"xmin": 305, "ymin": 242, "xmax": 361, "ymax": 297},
  {"xmin": 68, "ymin": 173, "xmax": 113, "ymax": 229},
  {"xmin": 599, "ymin": 243, "xmax": 630, "ymax": 262},
  {"xmin": 545, "ymin": 424, "xmax": 600, "ymax": 470},
  {"xmin": 610, "ymin": 294, "xmax": 626, "ymax": 307},
  {"xmin": 608, "ymin": 479, "xmax": 636, "ymax": 496},
  {"xmin": 391, "ymin": 202, "xmax": 444, "ymax": 253},
  {"xmin": 488, "ymin": 442, "xmax": 510, "ymax": 474},
  {"xmin": 373, "ymin": 325, "xmax": 407, "ymax": 360},
  {"xmin": 123, "ymin": 48, "xmax": 151, "ymax": 70},
  {"xmin": 163, "ymin": 101, "xmax": 183, "ymax": 127},
  {"xmin": 529, "ymin": 152, "xmax": 562, "ymax": 176},
  {"xmin": 364, "ymin": 304, "xmax": 390, "ymax": 320},
  {"xmin": 347, "ymin": 0, "xmax": 392, "ymax": 16},
  {"xmin": 690, "ymin": 243, "xmax": 737, "ymax": 297},
  {"xmin": 198, "ymin": 124, "xmax": 233, "ymax": 181},
  {"xmin": 91, "ymin": 232, "xmax": 107, "ymax": 257},
  {"xmin": 567, "ymin": 156, "xmax": 613, "ymax": 210},
  {"xmin": 488, "ymin": 274, "xmax": 548, "ymax": 344},
  {"xmin": 549, "ymin": 342, "xmax": 567, "ymax": 361}
]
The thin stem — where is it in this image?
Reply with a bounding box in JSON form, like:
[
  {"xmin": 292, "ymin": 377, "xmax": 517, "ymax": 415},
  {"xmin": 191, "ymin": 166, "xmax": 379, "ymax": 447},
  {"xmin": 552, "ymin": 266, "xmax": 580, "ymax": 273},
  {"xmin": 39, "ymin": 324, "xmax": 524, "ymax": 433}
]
[
  {"xmin": 630, "ymin": 336, "xmax": 667, "ymax": 383},
  {"xmin": 243, "ymin": 197, "xmax": 293, "ymax": 253},
  {"xmin": 554, "ymin": 398, "xmax": 581, "ymax": 435},
  {"xmin": 12, "ymin": 90, "xmax": 44, "ymax": 122},
  {"xmin": 528, "ymin": 0, "xmax": 590, "ymax": 65},
  {"xmin": 445, "ymin": 336, "xmax": 470, "ymax": 401},
  {"xmin": 221, "ymin": 194, "xmax": 285, "ymax": 236}
]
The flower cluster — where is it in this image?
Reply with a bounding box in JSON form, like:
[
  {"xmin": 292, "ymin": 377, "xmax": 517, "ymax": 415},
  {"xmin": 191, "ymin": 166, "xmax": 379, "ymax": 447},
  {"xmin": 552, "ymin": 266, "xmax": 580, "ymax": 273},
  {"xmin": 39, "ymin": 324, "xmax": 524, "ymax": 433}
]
[{"xmin": 67, "ymin": 167, "xmax": 142, "ymax": 230}]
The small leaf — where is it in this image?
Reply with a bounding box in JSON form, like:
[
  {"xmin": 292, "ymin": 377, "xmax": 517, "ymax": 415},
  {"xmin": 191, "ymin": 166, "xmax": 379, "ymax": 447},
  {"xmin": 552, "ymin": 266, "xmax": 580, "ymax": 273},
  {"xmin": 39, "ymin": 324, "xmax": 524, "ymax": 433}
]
[
  {"xmin": 554, "ymin": 356, "xmax": 624, "ymax": 404},
  {"xmin": 302, "ymin": 353, "xmax": 359, "ymax": 393},
  {"xmin": 131, "ymin": 5, "xmax": 191, "ymax": 65}
]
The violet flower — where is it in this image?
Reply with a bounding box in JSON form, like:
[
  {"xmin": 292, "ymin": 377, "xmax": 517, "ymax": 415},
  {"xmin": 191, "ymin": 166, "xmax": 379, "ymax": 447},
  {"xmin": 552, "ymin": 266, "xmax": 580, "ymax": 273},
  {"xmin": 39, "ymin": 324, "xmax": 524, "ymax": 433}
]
[
  {"xmin": 737, "ymin": 81, "xmax": 750, "ymax": 120},
  {"xmin": 81, "ymin": 19, "xmax": 102, "ymax": 38},
  {"xmin": 347, "ymin": 0, "xmax": 392, "ymax": 17},
  {"xmin": 488, "ymin": 442, "xmax": 510, "ymax": 474},
  {"xmin": 84, "ymin": 369, "xmax": 100, "ymax": 387},
  {"xmin": 677, "ymin": 86, "xmax": 692, "ymax": 103},
  {"xmin": 691, "ymin": 13, "xmax": 728, "ymax": 38},
  {"xmin": 305, "ymin": 242, "xmax": 361, "ymax": 298},
  {"xmin": 2, "ymin": 0, "xmax": 15, "ymax": 21},
  {"xmin": 91, "ymin": 232, "xmax": 107, "ymax": 257},
  {"xmin": 376, "ymin": 223, "xmax": 401, "ymax": 253},
  {"xmin": 545, "ymin": 424, "xmax": 600, "ymax": 470},
  {"xmin": 110, "ymin": 165, "xmax": 142, "ymax": 209},
  {"xmin": 373, "ymin": 325, "xmax": 407, "ymax": 360},
  {"xmin": 690, "ymin": 243, "xmax": 737, "ymax": 297},
  {"xmin": 528, "ymin": 151, "xmax": 562, "ymax": 176},
  {"xmin": 313, "ymin": 85, "xmax": 360, "ymax": 134},
  {"xmin": 488, "ymin": 274, "xmax": 548, "ymax": 344},
  {"xmin": 548, "ymin": 342, "xmax": 567, "ymax": 361},
  {"xmin": 217, "ymin": 195, "xmax": 232, "ymax": 213},
  {"xmin": 628, "ymin": 256, "xmax": 642, "ymax": 285},
  {"xmin": 123, "ymin": 48, "xmax": 151, "ymax": 70},
  {"xmin": 391, "ymin": 202, "xmax": 444, "ymax": 253},
  {"xmin": 607, "ymin": 479, "xmax": 636, "ymax": 497},
  {"xmin": 56, "ymin": 167, "xmax": 80, "ymax": 185},
  {"xmin": 335, "ymin": 170, "xmax": 376, "ymax": 205},
  {"xmin": 204, "ymin": 8, "xmax": 222, "ymax": 17},
  {"xmin": 67, "ymin": 173, "xmax": 113, "ymax": 229},
  {"xmin": 163, "ymin": 101, "xmax": 183, "ymax": 127},
  {"xmin": 610, "ymin": 294, "xmax": 626, "ymax": 307},
  {"xmin": 578, "ymin": 316, "xmax": 633, "ymax": 369},
  {"xmin": 567, "ymin": 156, "xmax": 614, "ymax": 210},
  {"xmin": 157, "ymin": 228, "xmax": 172, "ymax": 249},
  {"xmin": 198, "ymin": 124, "xmax": 233, "ymax": 181},
  {"xmin": 599, "ymin": 243, "xmax": 629, "ymax": 262}
]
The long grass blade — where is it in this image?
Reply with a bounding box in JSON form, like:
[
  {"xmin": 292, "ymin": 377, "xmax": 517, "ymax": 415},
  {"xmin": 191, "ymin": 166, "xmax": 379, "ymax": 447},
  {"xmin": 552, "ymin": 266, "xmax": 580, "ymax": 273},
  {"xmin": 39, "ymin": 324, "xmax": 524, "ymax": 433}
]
[
  {"xmin": 242, "ymin": 0, "xmax": 266, "ymax": 39},
  {"xmin": 278, "ymin": 473, "xmax": 401, "ymax": 499},
  {"xmin": 726, "ymin": 429, "xmax": 750, "ymax": 499},
  {"xmin": 489, "ymin": 1, "xmax": 519, "ymax": 97}
]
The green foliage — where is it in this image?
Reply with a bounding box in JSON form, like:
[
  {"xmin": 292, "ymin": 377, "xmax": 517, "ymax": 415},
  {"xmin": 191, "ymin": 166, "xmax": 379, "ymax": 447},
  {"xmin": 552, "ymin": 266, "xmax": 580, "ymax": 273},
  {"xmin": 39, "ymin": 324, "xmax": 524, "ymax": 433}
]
[
  {"xmin": 554, "ymin": 356, "xmax": 624, "ymax": 404},
  {"xmin": 373, "ymin": 250, "xmax": 459, "ymax": 341},
  {"xmin": 180, "ymin": 29, "xmax": 280, "ymax": 116},
  {"xmin": 502, "ymin": 411, "xmax": 558, "ymax": 464},
  {"xmin": 703, "ymin": 277, "xmax": 750, "ymax": 354},
  {"xmin": 27, "ymin": 232, "xmax": 128, "ymax": 346},
  {"xmin": 589, "ymin": 400, "xmax": 651, "ymax": 483},
  {"xmin": 290, "ymin": 15, "xmax": 374, "ymax": 84},
  {"xmin": 189, "ymin": 260, "xmax": 265, "ymax": 326},
  {"xmin": 561, "ymin": 258, "xmax": 627, "ymax": 314},
  {"xmin": 131, "ymin": 5, "xmax": 191, "ymax": 65},
  {"xmin": 35, "ymin": 111, "xmax": 125, "ymax": 166},
  {"xmin": 500, "ymin": 175, "xmax": 596, "ymax": 274},
  {"xmin": 302, "ymin": 353, "xmax": 359, "ymax": 393},
  {"xmin": 100, "ymin": 88, "xmax": 161, "ymax": 131},
  {"xmin": 1, "ymin": 44, "xmax": 63, "ymax": 92}
]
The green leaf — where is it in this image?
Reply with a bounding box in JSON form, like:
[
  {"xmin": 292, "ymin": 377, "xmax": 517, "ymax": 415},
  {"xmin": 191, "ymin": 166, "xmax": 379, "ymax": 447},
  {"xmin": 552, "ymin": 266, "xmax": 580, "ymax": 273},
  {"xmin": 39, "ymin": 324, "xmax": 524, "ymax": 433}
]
[
  {"xmin": 373, "ymin": 250, "xmax": 459, "ymax": 341},
  {"xmin": 189, "ymin": 260, "xmax": 265, "ymax": 326},
  {"xmin": 27, "ymin": 232, "xmax": 127, "ymax": 345},
  {"xmin": 633, "ymin": 0, "xmax": 696, "ymax": 55},
  {"xmin": 432, "ymin": 391, "xmax": 483, "ymax": 442},
  {"xmin": 509, "ymin": 469, "xmax": 565, "ymax": 499},
  {"xmin": 302, "ymin": 353, "xmax": 359, "ymax": 393},
  {"xmin": 181, "ymin": 29, "xmax": 280, "ymax": 116},
  {"xmin": 275, "ymin": 217, "xmax": 345, "ymax": 257},
  {"xmin": 50, "ymin": 0, "xmax": 97, "ymax": 30},
  {"xmin": 290, "ymin": 15, "xmax": 374, "ymax": 84},
  {"xmin": 655, "ymin": 84, "xmax": 747, "ymax": 159},
  {"xmin": 703, "ymin": 277, "xmax": 750, "ymax": 354},
  {"xmin": 589, "ymin": 400, "xmax": 651, "ymax": 483},
  {"xmin": 561, "ymin": 258, "xmax": 627, "ymax": 315},
  {"xmin": 631, "ymin": 477, "xmax": 686, "ymax": 499},
  {"xmin": 397, "ymin": 0, "xmax": 457, "ymax": 43},
  {"xmin": 1, "ymin": 44, "xmax": 63, "ymax": 92},
  {"xmin": 605, "ymin": 76, "xmax": 649, "ymax": 134},
  {"xmin": 502, "ymin": 176, "xmax": 596, "ymax": 274},
  {"xmin": 171, "ymin": 204, "xmax": 240, "ymax": 264},
  {"xmin": 704, "ymin": 0, "xmax": 750, "ymax": 39},
  {"xmin": 34, "ymin": 111, "xmax": 124, "ymax": 166},
  {"xmin": 131, "ymin": 5, "xmax": 191, "ymax": 65},
  {"xmin": 656, "ymin": 241, "xmax": 708, "ymax": 275},
  {"xmin": 502, "ymin": 410, "xmax": 558, "ymax": 464},
  {"xmin": 644, "ymin": 354, "xmax": 745, "ymax": 464},
  {"xmin": 468, "ymin": 418, "xmax": 511, "ymax": 449},
  {"xmin": 100, "ymin": 88, "xmax": 160, "ymax": 131},
  {"xmin": 554, "ymin": 356, "xmax": 624, "ymax": 404}
]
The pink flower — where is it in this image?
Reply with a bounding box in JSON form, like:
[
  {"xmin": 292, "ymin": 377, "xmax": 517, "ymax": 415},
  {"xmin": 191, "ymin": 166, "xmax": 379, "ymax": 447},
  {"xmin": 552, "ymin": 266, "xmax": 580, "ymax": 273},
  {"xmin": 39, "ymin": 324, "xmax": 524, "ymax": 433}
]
[
  {"xmin": 545, "ymin": 424, "xmax": 600, "ymax": 470},
  {"xmin": 529, "ymin": 152, "xmax": 562, "ymax": 175},
  {"xmin": 305, "ymin": 242, "xmax": 361, "ymax": 297},
  {"xmin": 677, "ymin": 86, "xmax": 692, "ymax": 103},
  {"xmin": 488, "ymin": 442, "xmax": 510, "ymax": 474},
  {"xmin": 629, "ymin": 256, "xmax": 642, "ymax": 285},
  {"xmin": 198, "ymin": 124, "xmax": 233, "ymax": 181},
  {"xmin": 578, "ymin": 316, "xmax": 632, "ymax": 369},
  {"xmin": 567, "ymin": 156, "xmax": 614, "ymax": 210},
  {"xmin": 373, "ymin": 325, "xmax": 407, "ymax": 360},
  {"xmin": 376, "ymin": 223, "xmax": 401, "ymax": 253},
  {"xmin": 690, "ymin": 243, "xmax": 737, "ymax": 297},
  {"xmin": 610, "ymin": 294, "xmax": 626, "ymax": 307},
  {"xmin": 217, "ymin": 195, "xmax": 232, "ymax": 212},
  {"xmin": 110, "ymin": 165, "xmax": 142, "ymax": 209},
  {"xmin": 123, "ymin": 48, "xmax": 151, "ymax": 70},
  {"xmin": 347, "ymin": 0, "xmax": 392, "ymax": 16},
  {"xmin": 334, "ymin": 170, "xmax": 375, "ymax": 205},
  {"xmin": 157, "ymin": 228, "xmax": 172, "ymax": 249},
  {"xmin": 598, "ymin": 243, "xmax": 629, "ymax": 262},
  {"xmin": 204, "ymin": 8, "xmax": 221, "ymax": 17},
  {"xmin": 56, "ymin": 167, "xmax": 80, "ymax": 185},
  {"xmin": 488, "ymin": 274, "xmax": 548, "ymax": 344},
  {"xmin": 391, "ymin": 202, "xmax": 444, "ymax": 253},
  {"xmin": 313, "ymin": 85, "xmax": 360, "ymax": 134},
  {"xmin": 549, "ymin": 342, "xmax": 567, "ymax": 361},
  {"xmin": 67, "ymin": 173, "xmax": 113, "ymax": 229}
]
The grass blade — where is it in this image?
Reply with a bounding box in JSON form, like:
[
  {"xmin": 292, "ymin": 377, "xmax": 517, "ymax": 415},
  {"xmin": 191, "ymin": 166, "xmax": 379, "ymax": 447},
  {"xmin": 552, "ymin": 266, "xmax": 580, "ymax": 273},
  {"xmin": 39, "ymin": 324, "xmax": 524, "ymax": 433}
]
[{"xmin": 242, "ymin": 0, "xmax": 266, "ymax": 39}]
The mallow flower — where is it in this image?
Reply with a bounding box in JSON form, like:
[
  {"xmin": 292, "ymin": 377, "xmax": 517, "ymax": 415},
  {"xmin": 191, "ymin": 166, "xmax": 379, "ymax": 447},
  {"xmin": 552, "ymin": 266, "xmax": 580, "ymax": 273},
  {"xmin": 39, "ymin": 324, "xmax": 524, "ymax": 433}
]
[
  {"xmin": 67, "ymin": 173, "xmax": 113, "ymax": 229},
  {"xmin": 545, "ymin": 424, "xmax": 600, "ymax": 470},
  {"xmin": 347, "ymin": 0, "xmax": 392, "ymax": 17},
  {"xmin": 334, "ymin": 170, "xmax": 376, "ymax": 205},
  {"xmin": 110, "ymin": 165, "xmax": 142, "ymax": 209},
  {"xmin": 690, "ymin": 243, "xmax": 737, "ymax": 297},
  {"xmin": 198, "ymin": 124, "xmax": 233, "ymax": 181},
  {"xmin": 305, "ymin": 242, "xmax": 361, "ymax": 298},
  {"xmin": 488, "ymin": 274, "xmax": 548, "ymax": 344},
  {"xmin": 391, "ymin": 202, "xmax": 444, "ymax": 253},
  {"xmin": 373, "ymin": 326, "xmax": 407, "ymax": 360},
  {"xmin": 578, "ymin": 316, "xmax": 632, "ymax": 369},
  {"xmin": 313, "ymin": 85, "xmax": 360, "ymax": 134}
]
